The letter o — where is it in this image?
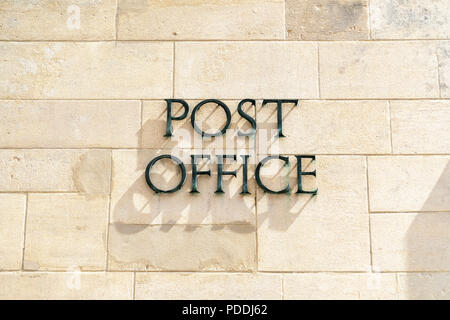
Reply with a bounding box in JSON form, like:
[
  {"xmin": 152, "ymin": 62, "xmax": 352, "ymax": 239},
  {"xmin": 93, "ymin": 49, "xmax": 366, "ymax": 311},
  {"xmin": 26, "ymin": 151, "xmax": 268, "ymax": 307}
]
[
  {"xmin": 145, "ymin": 155, "xmax": 186, "ymax": 193},
  {"xmin": 191, "ymin": 99, "xmax": 232, "ymax": 137}
]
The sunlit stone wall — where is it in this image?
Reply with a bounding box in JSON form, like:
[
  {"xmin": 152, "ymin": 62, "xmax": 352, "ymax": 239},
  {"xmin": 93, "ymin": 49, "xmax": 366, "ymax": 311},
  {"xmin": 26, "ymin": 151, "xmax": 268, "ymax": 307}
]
[{"xmin": 0, "ymin": 0, "xmax": 449, "ymax": 299}]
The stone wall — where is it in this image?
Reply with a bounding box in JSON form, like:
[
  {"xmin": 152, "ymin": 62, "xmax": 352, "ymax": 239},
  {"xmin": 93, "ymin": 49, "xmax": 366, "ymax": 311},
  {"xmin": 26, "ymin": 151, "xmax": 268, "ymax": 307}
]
[{"xmin": 0, "ymin": 0, "xmax": 449, "ymax": 299}]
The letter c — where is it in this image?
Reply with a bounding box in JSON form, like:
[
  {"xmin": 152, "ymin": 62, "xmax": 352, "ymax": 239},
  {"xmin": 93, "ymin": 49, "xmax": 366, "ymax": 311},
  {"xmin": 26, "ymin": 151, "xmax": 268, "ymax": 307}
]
[{"xmin": 255, "ymin": 155, "xmax": 290, "ymax": 194}]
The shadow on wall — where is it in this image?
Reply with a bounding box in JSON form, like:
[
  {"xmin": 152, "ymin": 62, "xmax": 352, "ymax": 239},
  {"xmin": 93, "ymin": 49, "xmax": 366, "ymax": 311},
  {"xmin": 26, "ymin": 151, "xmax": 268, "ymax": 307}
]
[
  {"xmin": 108, "ymin": 100, "xmax": 450, "ymax": 300},
  {"xmin": 111, "ymin": 101, "xmax": 315, "ymax": 234},
  {"xmin": 407, "ymin": 160, "xmax": 450, "ymax": 299},
  {"xmin": 112, "ymin": 102, "xmax": 256, "ymax": 236}
]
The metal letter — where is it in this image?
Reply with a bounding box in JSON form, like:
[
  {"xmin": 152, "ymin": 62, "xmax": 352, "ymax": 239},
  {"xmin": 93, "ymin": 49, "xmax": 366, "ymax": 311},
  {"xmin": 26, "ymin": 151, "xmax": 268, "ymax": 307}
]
[
  {"xmin": 191, "ymin": 99, "xmax": 232, "ymax": 137},
  {"xmin": 255, "ymin": 155, "xmax": 290, "ymax": 194},
  {"xmin": 215, "ymin": 154, "xmax": 237, "ymax": 194},
  {"xmin": 145, "ymin": 155, "xmax": 186, "ymax": 193},
  {"xmin": 190, "ymin": 154, "xmax": 211, "ymax": 193},
  {"xmin": 164, "ymin": 99, "xmax": 189, "ymax": 137},
  {"xmin": 295, "ymin": 155, "xmax": 318, "ymax": 195},
  {"xmin": 261, "ymin": 99, "xmax": 298, "ymax": 137},
  {"xmin": 237, "ymin": 99, "xmax": 257, "ymax": 137},
  {"xmin": 240, "ymin": 154, "xmax": 251, "ymax": 194}
]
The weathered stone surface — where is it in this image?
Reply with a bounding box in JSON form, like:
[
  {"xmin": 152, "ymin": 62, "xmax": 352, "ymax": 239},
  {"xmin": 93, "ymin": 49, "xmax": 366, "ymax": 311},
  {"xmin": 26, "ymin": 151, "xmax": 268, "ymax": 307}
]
[
  {"xmin": 286, "ymin": 0, "xmax": 369, "ymax": 40},
  {"xmin": 0, "ymin": 149, "xmax": 111, "ymax": 193},
  {"xmin": 0, "ymin": 0, "xmax": 447, "ymax": 301},
  {"xmin": 371, "ymin": 213, "xmax": 450, "ymax": 271},
  {"xmin": 135, "ymin": 273, "xmax": 281, "ymax": 299},
  {"xmin": 438, "ymin": 42, "xmax": 450, "ymax": 98},
  {"xmin": 0, "ymin": 42, "xmax": 173, "ymax": 99},
  {"xmin": 142, "ymin": 100, "xmax": 256, "ymax": 150},
  {"xmin": 257, "ymin": 156, "xmax": 370, "ymax": 271},
  {"xmin": 111, "ymin": 149, "xmax": 255, "ymax": 225},
  {"xmin": 397, "ymin": 273, "xmax": 450, "ymax": 299},
  {"xmin": 370, "ymin": 0, "xmax": 450, "ymax": 39},
  {"xmin": 258, "ymin": 100, "xmax": 390, "ymax": 154},
  {"xmin": 175, "ymin": 42, "xmax": 318, "ymax": 99},
  {"xmin": 391, "ymin": 100, "xmax": 450, "ymax": 154},
  {"xmin": 0, "ymin": 272, "xmax": 133, "ymax": 300},
  {"xmin": 24, "ymin": 194, "xmax": 109, "ymax": 271},
  {"xmin": 319, "ymin": 42, "xmax": 439, "ymax": 98},
  {"xmin": 284, "ymin": 273, "xmax": 397, "ymax": 299},
  {"xmin": 0, "ymin": 100, "xmax": 141, "ymax": 148},
  {"xmin": 118, "ymin": 0, "xmax": 284, "ymax": 40},
  {"xmin": 0, "ymin": 194, "xmax": 26, "ymax": 270},
  {"xmin": 368, "ymin": 156, "xmax": 450, "ymax": 212},
  {"xmin": 0, "ymin": 0, "xmax": 116, "ymax": 40},
  {"xmin": 108, "ymin": 224, "xmax": 256, "ymax": 271}
]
